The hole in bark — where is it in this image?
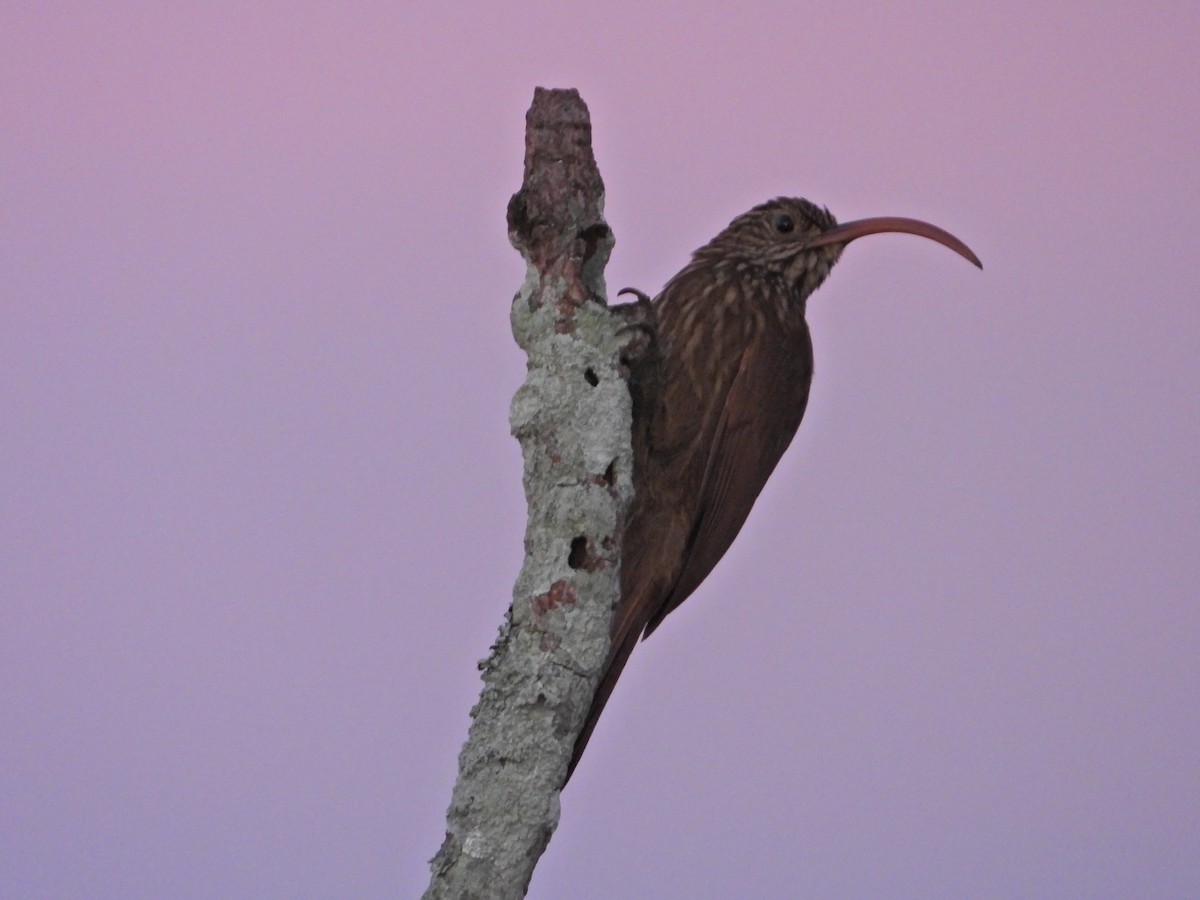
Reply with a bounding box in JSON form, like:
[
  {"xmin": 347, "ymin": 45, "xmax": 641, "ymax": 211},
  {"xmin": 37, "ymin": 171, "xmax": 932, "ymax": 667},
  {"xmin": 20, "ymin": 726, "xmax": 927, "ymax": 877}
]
[
  {"xmin": 578, "ymin": 223, "xmax": 612, "ymax": 262},
  {"xmin": 583, "ymin": 368, "xmax": 599, "ymax": 386},
  {"xmin": 602, "ymin": 460, "xmax": 616, "ymax": 485},
  {"xmin": 567, "ymin": 536, "xmax": 588, "ymax": 569}
]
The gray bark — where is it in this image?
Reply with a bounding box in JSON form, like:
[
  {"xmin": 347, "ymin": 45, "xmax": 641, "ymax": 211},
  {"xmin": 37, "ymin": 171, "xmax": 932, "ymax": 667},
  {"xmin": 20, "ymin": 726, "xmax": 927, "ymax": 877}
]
[{"xmin": 423, "ymin": 88, "xmax": 637, "ymax": 899}]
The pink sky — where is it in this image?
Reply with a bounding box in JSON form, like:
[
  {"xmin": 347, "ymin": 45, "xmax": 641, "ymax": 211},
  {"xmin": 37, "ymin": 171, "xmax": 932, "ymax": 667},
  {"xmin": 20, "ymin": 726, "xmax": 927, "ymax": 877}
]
[{"xmin": 3, "ymin": 5, "xmax": 1198, "ymax": 897}]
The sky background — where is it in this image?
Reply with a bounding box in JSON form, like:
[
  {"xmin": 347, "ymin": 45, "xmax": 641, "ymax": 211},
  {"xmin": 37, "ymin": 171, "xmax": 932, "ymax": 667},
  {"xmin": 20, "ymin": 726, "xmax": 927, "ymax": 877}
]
[{"xmin": 3, "ymin": 4, "xmax": 1198, "ymax": 898}]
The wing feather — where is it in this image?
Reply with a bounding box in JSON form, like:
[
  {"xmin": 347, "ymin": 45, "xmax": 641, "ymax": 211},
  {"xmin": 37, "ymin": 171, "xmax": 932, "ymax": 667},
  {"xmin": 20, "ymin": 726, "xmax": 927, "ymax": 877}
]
[{"xmin": 643, "ymin": 325, "xmax": 813, "ymax": 635}]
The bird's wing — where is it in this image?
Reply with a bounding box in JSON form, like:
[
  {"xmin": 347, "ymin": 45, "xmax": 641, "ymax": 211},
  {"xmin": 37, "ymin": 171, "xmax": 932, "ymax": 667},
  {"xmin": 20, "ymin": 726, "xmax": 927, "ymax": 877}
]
[{"xmin": 643, "ymin": 326, "xmax": 813, "ymax": 636}]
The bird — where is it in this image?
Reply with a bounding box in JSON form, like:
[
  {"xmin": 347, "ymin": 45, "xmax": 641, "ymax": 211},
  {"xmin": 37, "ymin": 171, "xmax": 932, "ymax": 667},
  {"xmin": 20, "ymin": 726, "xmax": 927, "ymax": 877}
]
[{"xmin": 566, "ymin": 196, "xmax": 981, "ymax": 781}]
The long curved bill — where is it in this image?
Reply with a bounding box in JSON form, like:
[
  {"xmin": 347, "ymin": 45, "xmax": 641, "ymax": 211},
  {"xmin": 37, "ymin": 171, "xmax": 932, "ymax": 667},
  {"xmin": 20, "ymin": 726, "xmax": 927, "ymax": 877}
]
[{"xmin": 807, "ymin": 216, "xmax": 982, "ymax": 269}]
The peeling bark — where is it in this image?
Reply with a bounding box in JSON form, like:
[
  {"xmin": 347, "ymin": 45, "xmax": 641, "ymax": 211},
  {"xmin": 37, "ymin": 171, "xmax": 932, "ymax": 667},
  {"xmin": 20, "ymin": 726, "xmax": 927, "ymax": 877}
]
[{"xmin": 424, "ymin": 88, "xmax": 637, "ymax": 900}]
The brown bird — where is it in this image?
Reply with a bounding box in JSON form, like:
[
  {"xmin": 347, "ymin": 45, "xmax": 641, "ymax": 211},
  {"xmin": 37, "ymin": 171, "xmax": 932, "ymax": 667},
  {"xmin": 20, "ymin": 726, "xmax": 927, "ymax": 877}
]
[{"xmin": 567, "ymin": 197, "xmax": 981, "ymax": 780}]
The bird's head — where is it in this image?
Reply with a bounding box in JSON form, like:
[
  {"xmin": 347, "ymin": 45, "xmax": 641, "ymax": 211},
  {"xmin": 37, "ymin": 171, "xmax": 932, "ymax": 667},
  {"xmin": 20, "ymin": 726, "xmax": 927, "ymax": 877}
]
[{"xmin": 698, "ymin": 196, "xmax": 981, "ymax": 300}]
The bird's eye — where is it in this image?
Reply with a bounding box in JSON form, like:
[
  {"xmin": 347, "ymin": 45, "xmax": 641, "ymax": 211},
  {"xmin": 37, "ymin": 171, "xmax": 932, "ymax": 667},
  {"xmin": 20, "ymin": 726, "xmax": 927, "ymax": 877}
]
[{"xmin": 774, "ymin": 214, "xmax": 795, "ymax": 233}]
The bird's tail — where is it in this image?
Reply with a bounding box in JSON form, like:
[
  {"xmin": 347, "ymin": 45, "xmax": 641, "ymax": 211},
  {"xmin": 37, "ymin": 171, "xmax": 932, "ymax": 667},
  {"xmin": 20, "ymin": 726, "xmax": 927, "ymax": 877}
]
[{"xmin": 564, "ymin": 624, "xmax": 642, "ymax": 783}]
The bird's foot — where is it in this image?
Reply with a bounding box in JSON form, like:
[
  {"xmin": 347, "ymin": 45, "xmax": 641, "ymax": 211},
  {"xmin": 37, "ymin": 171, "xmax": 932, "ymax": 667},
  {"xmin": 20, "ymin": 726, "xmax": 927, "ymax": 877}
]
[{"xmin": 612, "ymin": 288, "xmax": 659, "ymax": 373}]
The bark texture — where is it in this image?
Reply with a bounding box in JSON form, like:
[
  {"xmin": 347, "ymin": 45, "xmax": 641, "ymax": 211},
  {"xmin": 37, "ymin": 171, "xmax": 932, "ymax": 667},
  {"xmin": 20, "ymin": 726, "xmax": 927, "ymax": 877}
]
[{"xmin": 423, "ymin": 87, "xmax": 635, "ymax": 900}]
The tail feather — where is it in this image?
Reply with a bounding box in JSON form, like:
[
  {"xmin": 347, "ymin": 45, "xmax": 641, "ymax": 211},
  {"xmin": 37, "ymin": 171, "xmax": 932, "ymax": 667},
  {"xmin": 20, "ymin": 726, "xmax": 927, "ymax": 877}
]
[
  {"xmin": 565, "ymin": 626, "xmax": 642, "ymax": 782},
  {"xmin": 565, "ymin": 532, "xmax": 683, "ymax": 783}
]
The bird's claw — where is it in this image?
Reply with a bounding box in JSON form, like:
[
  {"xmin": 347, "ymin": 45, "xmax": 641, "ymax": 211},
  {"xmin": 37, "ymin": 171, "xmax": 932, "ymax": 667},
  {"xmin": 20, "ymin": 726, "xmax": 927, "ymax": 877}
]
[
  {"xmin": 617, "ymin": 287, "xmax": 654, "ymax": 305},
  {"xmin": 612, "ymin": 288, "xmax": 659, "ymax": 369}
]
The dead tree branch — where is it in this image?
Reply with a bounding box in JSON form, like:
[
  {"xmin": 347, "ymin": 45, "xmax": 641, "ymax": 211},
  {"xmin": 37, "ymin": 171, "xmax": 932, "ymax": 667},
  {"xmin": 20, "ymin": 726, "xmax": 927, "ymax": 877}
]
[{"xmin": 424, "ymin": 87, "xmax": 636, "ymax": 899}]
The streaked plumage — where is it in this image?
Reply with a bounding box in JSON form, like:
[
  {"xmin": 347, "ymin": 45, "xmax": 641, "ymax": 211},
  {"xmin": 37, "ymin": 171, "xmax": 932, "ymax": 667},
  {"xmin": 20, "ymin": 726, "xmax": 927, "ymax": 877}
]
[{"xmin": 567, "ymin": 198, "xmax": 980, "ymax": 780}]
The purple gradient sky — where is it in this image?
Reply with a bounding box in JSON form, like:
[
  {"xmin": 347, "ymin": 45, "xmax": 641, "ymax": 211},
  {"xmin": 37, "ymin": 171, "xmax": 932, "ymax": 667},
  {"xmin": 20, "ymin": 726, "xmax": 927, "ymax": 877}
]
[{"xmin": 3, "ymin": 5, "xmax": 1198, "ymax": 898}]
